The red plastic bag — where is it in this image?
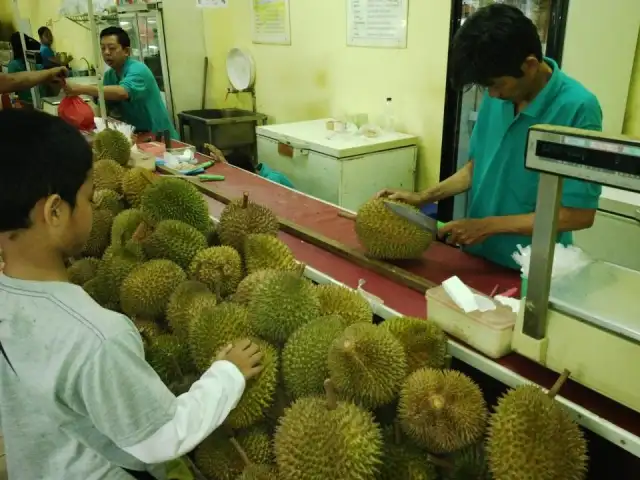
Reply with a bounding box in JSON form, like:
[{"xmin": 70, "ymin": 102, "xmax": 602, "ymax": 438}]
[{"xmin": 58, "ymin": 95, "xmax": 95, "ymax": 131}]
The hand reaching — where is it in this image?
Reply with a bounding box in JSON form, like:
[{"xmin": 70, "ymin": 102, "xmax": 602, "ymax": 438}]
[
  {"xmin": 216, "ymin": 339, "xmax": 263, "ymax": 380},
  {"xmin": 375, "ymin": 188, "xmax": 425, "ymax": 206}
]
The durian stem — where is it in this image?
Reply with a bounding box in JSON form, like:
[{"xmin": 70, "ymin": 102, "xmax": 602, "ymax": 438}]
[
  {"xmin": 242, "ymin": 192, "xmax": 249, "ymax": 209},
  {"xmin": 444, "ymin": 354, "xmax": 452, "ymax": 369},
  {"xmin": 429, "ymin": 394, "xmax": 446, "ymax": 411},
  {"xmin": 324, "ymin": 378, "xmax": 338, "ymax": 411},
  {"xmin": 294, "ymin": 262, "xmax": 307, "ymax": 278},
  {"xmin": 230, "ymin": 437, "xmax": 251, "ymax": 467},
  {"xmin": 427, "ymin": 454, "xmax": 453, "ymax": 470},
  {"xmin": 547, "ymin": 369, "xmax": 571, "ymax": 399},
  {"xmin": 393, "ymin": 421, "xmax": 402, "ymax": 445},
  {"xmin": 337, "ymin": 211, "xmax": 356, "ymax": 220},
  {"xmin": 185, "ymin": 456, "xmax": 208, "ymax": 480}
]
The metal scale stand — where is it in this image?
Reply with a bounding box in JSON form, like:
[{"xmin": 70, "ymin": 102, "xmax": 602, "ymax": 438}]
[{"xmin": 513, "ymin": 125, "xmax": 640, "ymax": 451}]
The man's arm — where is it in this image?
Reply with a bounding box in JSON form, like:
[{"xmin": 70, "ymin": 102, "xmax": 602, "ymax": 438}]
[
  {"xmin": 65, "ymin": 83, "xmax": 129, "ymax": 101},
  {"xmin": 420, "ymin": 160, "xmax": 474, "ymax": 203},
  {"xmin": 0, "ymin": 68, "xmax": 65, "ymax": 94}
]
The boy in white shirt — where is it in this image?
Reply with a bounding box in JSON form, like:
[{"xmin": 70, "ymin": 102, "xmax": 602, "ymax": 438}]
[{"xmin": 0, "ymin": 109, "xmax": 263, "ymax": 479}]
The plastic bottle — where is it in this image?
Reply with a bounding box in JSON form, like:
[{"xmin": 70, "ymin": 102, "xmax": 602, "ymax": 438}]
[{"xmin": 382, "ymin": 97, "xmax": 396, "ymax": 133}]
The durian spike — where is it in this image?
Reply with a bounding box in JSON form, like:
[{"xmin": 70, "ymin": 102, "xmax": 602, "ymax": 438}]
[
  {"xmin": 547, "ymin": 369, "xmax": 571, "ymax": 399},
  {"xmin": 230, "ymin": 437, "xmax": 251, "ymax": 467},
  {"xmin": 337, "ymin": 211, "xmax": 356, "ymax": 220},
  {"xmin": 324, "ymin": 378, "xmax": 338, "ymax": 411},
  {"xmin": 427, "ymin": 453, "xmax": 453, "ymax": 470},
  {"xmin": 141, "ymin": 169, "xmax": 155, "ymax": 185},
  {"xmin": 214, "ymin": 266, "xmax": 224, "ymax": 302},
  {"xmin": 342, "ymin": 339, "xmax": 365, "ymax": 368},
  {"xmin": 242, "ymin": 192, "xmax": 249, "ymax": 209}
]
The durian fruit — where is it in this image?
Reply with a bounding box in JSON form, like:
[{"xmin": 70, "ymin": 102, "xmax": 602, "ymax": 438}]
[
  {"xmin": 231, "ymin": 269, "xmax": 278, "ymax": 305},
  {"xmin": 132, "ymin": 317, "xmax": 163, "ymax": 345},
  {"xmin": 93, "ymin": 188, "xmax": 124, "ymax": 215},
  {"xmin": 93, "ymin": 159, "xmax": 125, "ymax": 192},
  {"xmin": 146, "ymin": 334, "xmax": 194, "ymax": 388},
  {"xmin": 140, "ymin": 177, "xmax": 211, "ymax": 233},
  {"xmin": 248, "ymin": 263, "xmax": 320, "ymax": 345},
  {"xmin": 218, "ymin": 192, "xmax": 279, "ymax": 253},
  {"xmin": 315, "ymin": 284, "xmax": 373, "ymax": 325},
  {"xmin": 226, "ymin": 338, "xmax": 278, "ymax": 429},
  {"xmin": 97, "ymin": 251, "xmax": 144, "ymax": 309},
  {"xmin": 188, "ymin": 302, "xmax": 253, "ymax": 372},
  {"xmin": 274, "ymin": 379, "xmax": 383, "ymax": 480},
  {"xmin": 194, "ymin": 426, "xmax": 273, "ymax": 480},
  {"xmin": 93, "ymin": 128, "xmax": 131, "ymax": 166},
  {"xmin": 379, "ymin": 424, "xmax": 439, "ymax": 480},
  {"xmin": 328, "ymin": 322, "xmax": 407, "ymax": 409},
  {"xmin": 243, "ymin": 234, "xmax": 297, "ymax": 274},
  {"xmin": 83, "ymin": 276, "xmax": 112, "ymax": 308},
  {"xmin": 355, "ymin": 198, "xmax": 433, "ymax": 259},
  {"xmin": 120, "ymin": 259, "xmax": 186, "ymax": 319},
  {"xmin": 122, "ymin": 166, "xmax": 155, "ymax": 207},
  {"xmin": 380, "ymin": 316, "xmax": 447, "ymax": 372},
  {"xmin": 67, "ymin": 258, "xmax": 101, "ymax": 285},
  {"xmin": 399, "ymin": 369, "xmax": 488, "ymax": 454},
  {"xmin": 111, "ymin": 208, "xmax": 145, "ymax": 247},
  {"xmin": 231, "ymin": 437, "xmax": 279, "ymax": 480},
  {"xmin": 282, "ymin": 315, "xmax": 346, "ymax": 399},
  {"xmin": 166, "ymin": 280, "xmax": 217, "ymax": 340},
  {"xmin": 102, "ymin": 240, "xmax": 146, "ymax": 264},
  {"xmin": 442, "ymin": 442, "xmax": 492, "ymax": 480},
  {"xmin": 237, "ymin": 464, "xmax": 279, "ymax": 480},
  {"xmin": 188, "ymin": 246, "xmax": 243, "ymax": 299},
  {"xmin": 83, "ymin": 209, "xmax": 114, "ymax": 258},
  {"xmin": 487, "ymin": 370, "xmax": 587, "ymax": 480},
  {"xmin": 142, "ymin": 219, "xmax": 207, "ymax": 270}
]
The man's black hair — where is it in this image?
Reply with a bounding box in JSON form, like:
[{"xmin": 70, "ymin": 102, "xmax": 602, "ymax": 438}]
[
  {"xmin": 449, "ymin": 4, "xmax": 543, "ymax": 90},
  {"xmin": 0, "ymin": 109, "xmax": 93, "ymax": 233},
  {"xmin": 37, "ymin": 26, "xmax": 51, "ymax": 37},
  {"xmin": 100, "ymin": 26, "xmax": 131, "ymax": 49}
]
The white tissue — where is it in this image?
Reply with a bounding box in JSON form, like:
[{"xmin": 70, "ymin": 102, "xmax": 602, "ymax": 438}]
[
  {"xmin": 511, "ymin": 243, "xmax": 591, "ymax": 279},
  {"xmin": 442, "ymin": 276, "xmax": 495, "ymax": 313},
  {"xmin": 494, "ymin": 295, "xmax": 521, "ymax": 314}
]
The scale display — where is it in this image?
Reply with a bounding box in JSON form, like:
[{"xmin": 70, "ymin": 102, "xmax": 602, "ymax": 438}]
[{"xmin": 525, "ymin": 125, "xmax": 640, "ymax": 194}]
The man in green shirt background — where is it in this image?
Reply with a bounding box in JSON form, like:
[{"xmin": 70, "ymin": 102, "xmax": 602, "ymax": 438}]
[
  {"xmin": 64, "ymin": 26, "xmax": 178, "ymax": 140},
  {"xmin": 378, "ymin": 4, "xmax": 601, "ymax": 270}
]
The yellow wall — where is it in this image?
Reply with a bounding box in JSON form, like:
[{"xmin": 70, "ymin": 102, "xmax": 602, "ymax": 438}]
[
  {"xmin": 201, "ymin": 1, "xmax": 452, "ymax": 190},
  {"xmin": 623, "ymin": 30, "xmax": 640, "ymax": 138},
  {"xmin": 15, "ymin": 0, "xmax": 96, "ymax": 70}
]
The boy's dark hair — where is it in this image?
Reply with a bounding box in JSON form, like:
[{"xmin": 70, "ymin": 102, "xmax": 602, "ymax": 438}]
[
  {"xmin": 37, "ymin": 26, "xmax": 51, "ymax": 38},
  {"xmin": 449, "ymin": 4, "xmax": 543, "ymax": 90},
  {"xmin": 100, "ymin": 26, "xmax": 131, "ymax": 49},
  {"xmin": 0, "ymin": 110, "xmax": 93, "ymax": 233}
]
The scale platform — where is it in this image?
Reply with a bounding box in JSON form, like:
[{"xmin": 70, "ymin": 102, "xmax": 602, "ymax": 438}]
[{"xmin": 550, "ymin": 261, "xmax": 640, "ymax": 343}]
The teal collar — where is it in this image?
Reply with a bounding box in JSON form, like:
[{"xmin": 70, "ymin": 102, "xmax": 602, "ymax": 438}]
[{"xmin": 519, "ymin": 56, "xmax": 563, "ymax": 119}]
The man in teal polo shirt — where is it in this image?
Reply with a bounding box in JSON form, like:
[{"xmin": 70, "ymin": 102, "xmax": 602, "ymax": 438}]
[
  {"xmin": 64, "ymin": 27, "xmax": 178, "ymax": 140},
  {"xmin": 378, "ymin": 4, "xmax": 600, "ymax": 270}
]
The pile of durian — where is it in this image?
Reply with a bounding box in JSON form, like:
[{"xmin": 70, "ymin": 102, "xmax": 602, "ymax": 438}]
[{"xmin": 72, "ymin": 130, "xmax": 589, "ymax": 480}]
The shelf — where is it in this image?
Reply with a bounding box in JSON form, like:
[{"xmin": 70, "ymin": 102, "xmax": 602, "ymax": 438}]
[{"xmin": 65, "ymin": 13, "xmax": 119, "ymax": 31}]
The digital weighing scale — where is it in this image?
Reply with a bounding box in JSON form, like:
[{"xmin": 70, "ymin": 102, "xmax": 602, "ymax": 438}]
[{"xmin": 513, "ymin": 124, "xmax": 640, "ymax": 413}]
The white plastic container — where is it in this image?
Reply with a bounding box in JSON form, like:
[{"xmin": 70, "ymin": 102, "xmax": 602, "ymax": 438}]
[{"xmin": 426, "ymin": 285, "xmax": 516, "ymax": 359}]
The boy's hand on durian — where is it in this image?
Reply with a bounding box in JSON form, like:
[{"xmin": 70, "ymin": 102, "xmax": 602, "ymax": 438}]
[{"xmin": 217, "ymin": 339, "xmax": 264, "ymax": 380}]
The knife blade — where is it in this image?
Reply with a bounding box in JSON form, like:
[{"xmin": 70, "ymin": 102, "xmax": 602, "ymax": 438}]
[{"xmin": 383, "ymin": 201, "xmax": 440, "ymax": 235}]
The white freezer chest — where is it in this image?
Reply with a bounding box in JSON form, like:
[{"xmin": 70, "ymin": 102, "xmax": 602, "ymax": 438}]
[{"xmin": 256, "ymin": 119, "xmax": 418, "ymax": 211}]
